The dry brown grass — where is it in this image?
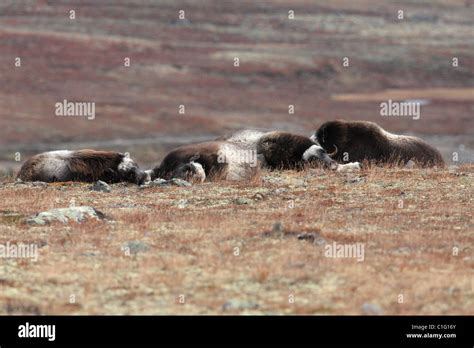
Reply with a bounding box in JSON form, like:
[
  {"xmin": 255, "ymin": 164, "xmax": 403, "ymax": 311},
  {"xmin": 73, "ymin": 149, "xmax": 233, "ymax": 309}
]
[{"xmin": 0, "ymin": 165, "xmax": 472, "ymax": 315}]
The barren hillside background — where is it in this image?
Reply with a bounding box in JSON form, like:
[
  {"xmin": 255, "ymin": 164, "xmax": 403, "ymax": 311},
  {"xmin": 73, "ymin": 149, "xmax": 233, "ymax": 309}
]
[
  {"xmin": 0, "ymin": 1, "xmax": 473, "ymax": 315},
  {"xmin": 0, "ymin": 0, "xmax": 473, "ymax": 173}
]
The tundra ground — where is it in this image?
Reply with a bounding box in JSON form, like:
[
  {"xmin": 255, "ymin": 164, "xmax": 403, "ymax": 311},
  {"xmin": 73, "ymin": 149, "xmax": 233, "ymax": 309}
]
[{"xmin": 0, "ymin": 165, "xmax": 472, "ymax": 315}]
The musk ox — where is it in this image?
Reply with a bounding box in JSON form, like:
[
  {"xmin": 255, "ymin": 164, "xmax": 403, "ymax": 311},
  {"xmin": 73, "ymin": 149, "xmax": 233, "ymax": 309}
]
[
  {"xmin": 150, "ymin": 130, "xmax": 361, "ymax": 183},
  {"xmin": 313, "ymin": 120, "xmax": 444, "ymax": 167},
  {"xmin": 17, "ymin": 150, "xmax": 147, "ymax": 184},
  {"xmin": 219, "ymin": 129, "xmax": 339, "ymax": 169},
  {"xmin": 149, "ymin": 141, "xmax": 260, "ymax": 182}
]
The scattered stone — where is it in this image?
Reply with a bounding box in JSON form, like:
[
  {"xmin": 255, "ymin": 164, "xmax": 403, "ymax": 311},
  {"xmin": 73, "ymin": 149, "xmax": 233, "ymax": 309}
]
[
  {"xmin": 222, "ymin": 299, "xmax": 259, "ymax": 312},
  {"xmin": 362, "ymin": 302, "xmax": 383, "ymax": 315},
  {"xmin": 344, "ymin": 176, "xmax": 364, "ymax": 184},
  {"xmin": 234, "ymin": 197, "xmax": 253, "ymax": 205},
  {"xmin": 273, "ymin": 188, "xmax": 287, "ymax": 195},
  {"xmin": 337, "ymin": 162, "xmax": 361, "ymax": 172},
  {"xmin": 252, "ymin": 193, "xmax": 265, "ymax": 201},
  {"xmin": 152, "ymin": 178, "xmax": 168, "ymax": 185},
  {"xmin": 90, "ymin": 180, "xmax": 110, "ymax": 192},
  {"xmin": 391, "ymin": 247, "xmax": 411, "ymax": 255},
  {"xmin": 272, "ymin": 222, "xmax": 284, "ymax": 237},
  {"xmin": 32, "ymin": 181, "xmax": 48, "ymax": 187},
  {"xmin": 80, "ymin": 251, "xmax": 100, "ymax": 257},
  {"xmin": 139, "ymin": 178, "xmax": 167, "ymax": 189},
  {"xmin": 405, "ymin": 160, "xmax": 415, "ymax": 169},
  {"xmin": 14, "ymin": 180, "xmax": 47, "ymax": 188},
  {"xmin": 27, "ymin": 206, "xmax": 105, "ymax": 225},
  {"xmin": 297, "ymin": 232, "xmax": 327, "ymax": 246},
  {"xmin": 122, "ymin": 241, "xmax": 150, "ymax": 255},
  {"xmin": 140, "ymin": 178, "xmax": 192, "ymax": 188},
  {"xmin": 176, "ymin": 199, "xmax": 189, "ymax": 209},
  {"xmin": 262, "ymin": 176, "xmax": 283, "ymax": 185},
  {"xmin": 169, "ymin": 178, "xmax": 192, "ymax": 187}
]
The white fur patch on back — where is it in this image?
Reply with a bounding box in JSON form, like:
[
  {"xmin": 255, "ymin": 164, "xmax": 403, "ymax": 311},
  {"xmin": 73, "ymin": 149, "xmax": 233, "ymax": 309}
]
[
  {"xmin": 118, "ymin": 155, "xmax": 135, "ymax": 172},
  {"xmin": 39, "ymin": 151, "xmax": 71, "ymax": 179},
  {"xmin": 190, "ymin": 162, "xmax": 206, "ymax": 183},
  {"xmin": 219, "ymin": 143, "xmax": 253, "ymax": 181},
  {"xmin": 225, "ymin": 130, "xmax": 265, "ymax": 147},
  {"xmin": 302, "ymin": 144, "xmax": 324, "ymax": 161},
  {"xmin": 46, "ymin": 150, "xmax": 73, "ymax": 158}
]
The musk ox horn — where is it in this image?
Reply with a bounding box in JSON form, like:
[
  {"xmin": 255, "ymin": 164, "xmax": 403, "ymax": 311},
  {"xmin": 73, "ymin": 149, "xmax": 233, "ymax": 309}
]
[{"xmin": 327, "ymin": 145, "xmax": 338, "ymax": 157}]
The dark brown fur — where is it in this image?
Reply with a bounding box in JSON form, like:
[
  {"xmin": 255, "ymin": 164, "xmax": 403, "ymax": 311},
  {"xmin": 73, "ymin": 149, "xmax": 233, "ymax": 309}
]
[
  {"xmin": 315, "ymin": 120, "xmax": 445, "ymax": 166},
  {"xmin": 220, "ymin": 130, "xmax": 336, "ymax": 169},
  {"xmin": 17, "ymin": 150, "xmax": 146, "ymax": 184},
  {"xmin": 151, "ymin": 142, "xmax": 228, "ymax": 181},
  {"xmin": 257, "ymin": 132, "xmax": 329, "ymax": 169}
]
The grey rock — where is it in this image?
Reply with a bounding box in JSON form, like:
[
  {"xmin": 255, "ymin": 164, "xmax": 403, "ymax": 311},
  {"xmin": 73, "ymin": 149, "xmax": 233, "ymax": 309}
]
[
  {"xmin": 27, "ymin": 206, "xmax": 105, "ymax": 225},
  {"xmin": 91, "ymin": 180, "xmax": 111, "ymax": 192},
  {"xmin": 222, "ymin": 299, "xmax": 259, "ymax": 312},
  {"xmin": 344, "ymin": 176, "xmax": 364, "ymax": 184},
  {"xmin": 141, "ymin": 178, "xmax": 192, "ymax": 188},
  {"xmin": 15, "ymin": 180, "xmax": 47, "ymax": 188},
  {"xmin": 361, "ymin": 302, "xmax": 383, "ymax": 315},
  {"xmin": 169, "ymin": 178, "xmax": 192, "ymax": 187},
  {"xmin": 138, "ymin": 178, "xmax": 166, "ymax": 189},
  {"xmin": 273, "ymin": 188, "xmax": 288, "ymax": 195},
  {"xmin": 391, "ymin": 247, "xmax": 412, "ymax": 255},
  {"xmin": 122, "ymin": 241, "xmax": 150, "ymax": 255},
  {"xmin": 153, "ymin": 178, "xmax": 169, "ymax": 185},
  {"xmin": 31, "ymin": 181, "xmax": 48, "ymax": 187},
  {"xmin": 262, "ymin": 176, "xmax": 283, "ymax": 185},
  {"xmin": 405, "ymin": 160, "xmax": 416, "ymax": 169},
  {"xmin": 234, "ymin": 197, "xmax": 253, "ymax": 205},
  {"xmin": 80, "ymin": 251, "xmax": 100, "ymax": 257},
  {"xmin": 297, "ymin": 232, "xmax": 327, "ymax": 246},
  {"xmin": 337, "ymin": 162, "xmax": 361, "ymax": 172},
  {"xmin": 272, "ymin": 222, "xmax": 284, "ymax": 236},
  {"xmin": 176, "ymin": 199, "xmax": 189, "ymax": 209}
]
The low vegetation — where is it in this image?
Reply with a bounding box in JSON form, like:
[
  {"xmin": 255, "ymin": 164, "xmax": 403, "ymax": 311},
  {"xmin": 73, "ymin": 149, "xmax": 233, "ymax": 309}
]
[{"xmin": 0, "ymin": 165, "xmax": 472, "ymax": 314}]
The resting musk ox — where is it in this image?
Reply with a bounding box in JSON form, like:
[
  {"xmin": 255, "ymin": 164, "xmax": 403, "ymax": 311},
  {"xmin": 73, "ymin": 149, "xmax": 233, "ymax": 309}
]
[
  {"xmin": 151, "ymin": 130, "xmax": 361, "ymax": 182},
  {"xmin": 219, "ymin": 129, "xmax": 339, "ymax": 169},
  {"xmin": 17, "ymin": 150, "xmax": 147, "ymax": 184},
  {"xmin": 313, "ymin": 120, "xmax": 444, "ymax": 167},
  {"xmin": 149, "ymin": 141, "xmax": 260, "ymax": 182}
]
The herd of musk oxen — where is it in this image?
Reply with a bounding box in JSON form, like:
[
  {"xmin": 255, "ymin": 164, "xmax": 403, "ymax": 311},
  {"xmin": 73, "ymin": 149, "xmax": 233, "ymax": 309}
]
[{"xmin": 16, "ymin": 120, "xmax": 445, "ymax": 185}]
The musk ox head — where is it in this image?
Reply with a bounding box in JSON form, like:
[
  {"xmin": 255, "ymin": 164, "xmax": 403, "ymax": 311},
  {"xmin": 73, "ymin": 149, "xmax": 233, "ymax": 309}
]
[
  {"xmin": 302, "ymin": 144, "xmax": 338, "ymax": 169},
  {"xmin": 313, "ymin": 120, "xmax": 348, "ymax": 157},
  {"xmin": 117, "ymin": 152, "xmax": 147, "ymax": 185},
  {"xmin": 171, "ymin": 161, "xmax": 206, "ymax": 183}
]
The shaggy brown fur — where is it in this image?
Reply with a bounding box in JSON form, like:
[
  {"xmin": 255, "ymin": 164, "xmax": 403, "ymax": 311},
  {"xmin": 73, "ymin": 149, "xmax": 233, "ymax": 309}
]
[
  {"xmin": 151, "ymin": 142, "xmax": 228, "ymax": 181},
  {"xmin": 220, "ymin": 130, "xmax": 336, "ymax": 169},
  {"xmin": 257, "ymin": 131, "xmax": 335, "ymax": 169},
  {"xmin": 17, "ymin": 150, "xmax": 147, "ymax": 184},
  {"xmin": 315, "ymin": 120, "xmax": 445, "ymax": 167}
]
